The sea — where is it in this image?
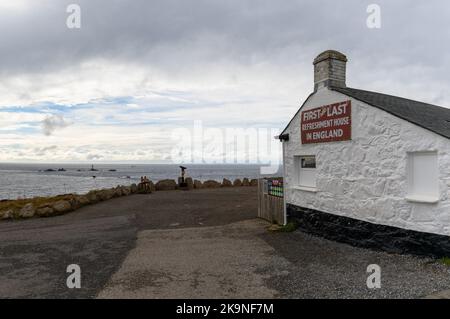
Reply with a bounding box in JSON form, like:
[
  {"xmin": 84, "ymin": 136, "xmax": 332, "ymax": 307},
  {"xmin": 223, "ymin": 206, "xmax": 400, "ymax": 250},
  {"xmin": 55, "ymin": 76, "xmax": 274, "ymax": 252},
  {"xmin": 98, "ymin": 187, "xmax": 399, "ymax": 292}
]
[{"xmin": 0, "ymin": 163, "xmax": 282, "ymax": 200}]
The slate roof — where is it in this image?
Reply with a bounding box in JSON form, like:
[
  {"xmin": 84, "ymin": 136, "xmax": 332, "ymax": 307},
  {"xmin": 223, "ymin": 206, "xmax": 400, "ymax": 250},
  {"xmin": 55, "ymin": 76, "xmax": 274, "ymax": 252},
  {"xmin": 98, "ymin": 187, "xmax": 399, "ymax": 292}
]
[
  {"xmin": 332, "ymin": 87, "xmax": 450, "ymax": 139},
  {"xmin": 281, "ymin": 87, "xmax": 450, "ymax": 139}
]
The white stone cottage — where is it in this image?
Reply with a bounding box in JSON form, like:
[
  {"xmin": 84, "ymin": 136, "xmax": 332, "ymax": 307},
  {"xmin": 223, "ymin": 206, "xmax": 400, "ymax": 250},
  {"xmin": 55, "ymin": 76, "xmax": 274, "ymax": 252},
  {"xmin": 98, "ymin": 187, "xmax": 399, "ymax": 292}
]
[{"xmin": 278, "ymin": 50, "xmax": 450, "ymax": 257}]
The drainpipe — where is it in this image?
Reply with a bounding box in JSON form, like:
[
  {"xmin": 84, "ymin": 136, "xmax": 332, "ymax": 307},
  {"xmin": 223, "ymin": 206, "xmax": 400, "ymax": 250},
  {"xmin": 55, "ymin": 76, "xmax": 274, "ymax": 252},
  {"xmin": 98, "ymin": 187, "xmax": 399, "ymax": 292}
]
[
  {"xmin": 276, "ymin": 133, "xmax": 289, "ymax": 226},
  {"xmin": 282, "ymin": 141, "xmax": 287, "ymax": 225}
]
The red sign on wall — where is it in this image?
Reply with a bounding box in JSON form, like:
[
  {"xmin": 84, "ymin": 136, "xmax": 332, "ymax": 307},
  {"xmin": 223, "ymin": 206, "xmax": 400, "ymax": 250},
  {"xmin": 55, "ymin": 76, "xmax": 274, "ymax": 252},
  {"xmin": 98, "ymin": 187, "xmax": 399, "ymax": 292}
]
[{"xmin": 301, "ymin": 100, "xmax": 351, "ymax": 144}]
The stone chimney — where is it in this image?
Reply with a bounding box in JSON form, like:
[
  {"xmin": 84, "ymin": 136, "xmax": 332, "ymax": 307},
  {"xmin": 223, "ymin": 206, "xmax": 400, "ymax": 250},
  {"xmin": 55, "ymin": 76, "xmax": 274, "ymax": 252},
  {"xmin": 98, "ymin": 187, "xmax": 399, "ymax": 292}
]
[{"xmin": 313, "ymin": 50, "xmax": 347, "ymax": 90}]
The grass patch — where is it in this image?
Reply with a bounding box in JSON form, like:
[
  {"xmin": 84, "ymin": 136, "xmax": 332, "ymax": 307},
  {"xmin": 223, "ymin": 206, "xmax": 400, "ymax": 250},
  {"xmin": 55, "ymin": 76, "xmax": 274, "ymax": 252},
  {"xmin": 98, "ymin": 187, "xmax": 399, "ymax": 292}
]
[
  {"xmin": 278, "ymin": 222, "xmax": 298, "ymax": 233},
  {"xmin": 440, "ymin": 257, "xmax": 450, "ymax": 266}
]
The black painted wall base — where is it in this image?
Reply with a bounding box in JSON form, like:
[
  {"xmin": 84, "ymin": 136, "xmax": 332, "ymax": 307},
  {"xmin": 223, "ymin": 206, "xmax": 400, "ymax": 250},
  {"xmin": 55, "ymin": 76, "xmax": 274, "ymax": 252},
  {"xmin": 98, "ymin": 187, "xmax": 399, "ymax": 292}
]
[{"xmin": 287, "ymin": 204, "xmax": 450, "ymax": 258}]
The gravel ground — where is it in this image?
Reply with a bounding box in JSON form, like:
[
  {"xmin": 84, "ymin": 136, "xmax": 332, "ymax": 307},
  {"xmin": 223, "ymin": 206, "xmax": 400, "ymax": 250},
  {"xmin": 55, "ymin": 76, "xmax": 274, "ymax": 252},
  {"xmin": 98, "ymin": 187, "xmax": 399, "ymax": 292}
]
[
  {"xmin": 0, "ymin": 187, "xmax": 257, "ymax": 298},
  {"xmin": 1, "ymin": 186, "xmax": 449, "ymax": 299},
  {"xmin": 98, "ymin": 220, "xmax": 284, "ymax": 299},
  {"xmin": 0, "ymin": 215, "xmax": 136, "ymax": 298},
  {"xmin": 260, "ymin": 230, "xmax": 450, "ymax": 299},
  {"xmin": 98, "ymin": 217, "xmax": 450, "ymax": 299}
]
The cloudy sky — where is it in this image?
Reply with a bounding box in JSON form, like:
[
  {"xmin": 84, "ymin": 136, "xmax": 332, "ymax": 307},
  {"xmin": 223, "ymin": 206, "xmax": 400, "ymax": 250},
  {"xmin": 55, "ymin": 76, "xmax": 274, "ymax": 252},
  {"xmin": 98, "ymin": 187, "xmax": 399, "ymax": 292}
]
[{"xmin": 0, "ymin": 0, "xmax": 449, "ymax": 163}]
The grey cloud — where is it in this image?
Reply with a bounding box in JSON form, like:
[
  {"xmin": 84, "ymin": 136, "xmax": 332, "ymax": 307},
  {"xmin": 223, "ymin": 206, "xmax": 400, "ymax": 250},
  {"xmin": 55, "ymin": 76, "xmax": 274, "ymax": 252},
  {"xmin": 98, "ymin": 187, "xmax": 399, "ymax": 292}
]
[
  {"xmin": 34, "ymin": 145, "xmax": 58, "ymax": 156},
  {"xmin": 1, "ymin": 0, "xmax": 450, "ymax": 106},
  {"xmin": 41, "ymin": 114, "xmax": 70, "ymax": 135},
  {"xmin": 86, "ymin": 153, "xmax": 103, "ymax": 160},
  {"xmin": 2, "ymin": 1, "xmax": 449, "ymax": 73}
]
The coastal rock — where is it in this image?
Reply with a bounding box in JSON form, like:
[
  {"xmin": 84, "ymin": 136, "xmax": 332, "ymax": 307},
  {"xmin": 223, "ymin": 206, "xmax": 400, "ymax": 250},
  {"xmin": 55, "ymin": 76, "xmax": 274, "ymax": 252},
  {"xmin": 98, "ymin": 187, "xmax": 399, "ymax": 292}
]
[
  {"xmin": 115, "ymin": 186, "xmax": 123, "ymax": 197},
  {"xmin": 19, "ymin": 203, "xmax": 35, "ymax": 218},
  {"xmin": 96, "ymin": 190, "xmax": 108, "ymax": 201},
  {"xmin": 203, "ymin": 180, "xmax": 221, "ymax": 188},
  {"xmin": 130, "ymin": 183, "xmax": 138, "ymax": 193},
  {"xmin": 233, "ymin": 179, "xmax": 242, "ymax": 187},
  {"xmin": 155, "ymin": 179, "xmax": 177, "ymax": 191},
  {"xmin": 222, "ymin": 178, "xmax": 232, "ymax": 187},
  {"xmin": 113, "ymin": 186, "xmax": 123, "ymax": 197},
  {"xmin": 52, "ymin": 200, "xmax": 72, "ymax": 214},
  {"xmin": 76, "ymin": 195, "xmax": 90, "ymax": 206},
  {"xmin": 106, "ymin": 189, "xmax": 115, "ymax": 199},
  {"xmin": 185, "ymin": 177, "xmax": 194, "ymax": 190},
  {"xmin": 193, "ymin": 180, "xmax": 203, "ymax": 189},
  {"xmin": 68, "ymin": 197, "xmax": 82, "ymax": 210},
  {"xmin": 87, "ymin": 190, "xmax": 100, "ymax": 203},
  {"xmin": 149, "ymin": 181, "xmax": 156, "ymax": 192},
  {"xmin": 122, "ymin": 186, "xmax": 132, "ymax": 196},
  {"xmin": 0, "ymin": 209, "xmax": 14, "ymax": 220},
  {"xmin": 36, "ymin": 206, "xmax": 54, "ymax": 217},
  {"xmin": 97, "ymin": 189, "xmax": 113, "ymax": 200},
  {"xmin": 250, "ymin": 179, "xmax": 258, "ymax": 186},
  {"xmin": 242, "ymin": 178, "xmax": 250, "ymax": 186}
]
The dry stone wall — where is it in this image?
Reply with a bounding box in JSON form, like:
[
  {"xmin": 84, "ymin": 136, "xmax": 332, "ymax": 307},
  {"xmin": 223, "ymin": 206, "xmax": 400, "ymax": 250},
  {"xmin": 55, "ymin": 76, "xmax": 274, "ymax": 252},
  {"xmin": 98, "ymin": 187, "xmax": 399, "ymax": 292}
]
[{"xmin": 0, "ymin": 178, "xmax": 258, "ymax": 221}]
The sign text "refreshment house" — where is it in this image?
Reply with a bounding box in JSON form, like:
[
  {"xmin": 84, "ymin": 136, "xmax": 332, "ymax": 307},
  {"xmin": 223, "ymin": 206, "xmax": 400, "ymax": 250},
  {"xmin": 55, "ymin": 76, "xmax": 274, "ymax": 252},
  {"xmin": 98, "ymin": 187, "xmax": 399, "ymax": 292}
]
[{"xmin": 301, "ymin": 100, "xmax": 352, "ymax": 144}]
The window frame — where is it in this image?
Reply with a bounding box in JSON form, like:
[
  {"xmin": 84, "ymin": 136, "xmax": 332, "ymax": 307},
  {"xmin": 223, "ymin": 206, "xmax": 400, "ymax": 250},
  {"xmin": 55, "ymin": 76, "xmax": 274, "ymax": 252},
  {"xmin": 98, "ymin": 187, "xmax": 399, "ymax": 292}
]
[
  {"xmin": 406, "ymin": 151, "xmax": 439, "ymax": 203},
  {"xmin": 294, "ymin": 155, "xmax": 317, "ymax": 190}
]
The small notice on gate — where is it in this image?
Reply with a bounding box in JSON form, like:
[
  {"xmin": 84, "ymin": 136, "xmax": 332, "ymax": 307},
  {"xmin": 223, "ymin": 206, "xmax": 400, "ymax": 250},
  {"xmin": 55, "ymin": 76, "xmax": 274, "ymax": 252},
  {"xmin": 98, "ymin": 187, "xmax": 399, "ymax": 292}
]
[{"xmin": 301, "ymin": 100, "xmax": 351, "ymax": 144}]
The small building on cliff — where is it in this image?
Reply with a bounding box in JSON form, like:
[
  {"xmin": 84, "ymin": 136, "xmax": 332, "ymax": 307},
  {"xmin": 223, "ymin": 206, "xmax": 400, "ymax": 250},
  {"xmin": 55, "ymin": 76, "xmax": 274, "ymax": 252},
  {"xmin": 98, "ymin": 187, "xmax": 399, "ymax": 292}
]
[{"xmin": 278, "ymin": 50, "xmax": 450, "ymax": 257}]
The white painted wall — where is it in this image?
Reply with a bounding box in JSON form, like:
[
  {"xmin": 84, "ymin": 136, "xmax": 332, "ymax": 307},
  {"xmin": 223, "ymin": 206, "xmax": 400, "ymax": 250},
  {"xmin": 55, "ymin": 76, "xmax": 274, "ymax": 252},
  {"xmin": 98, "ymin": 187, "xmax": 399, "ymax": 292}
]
[{"xmin": 283, "ymin": 87, "xmax": 450, "ymax": 235}]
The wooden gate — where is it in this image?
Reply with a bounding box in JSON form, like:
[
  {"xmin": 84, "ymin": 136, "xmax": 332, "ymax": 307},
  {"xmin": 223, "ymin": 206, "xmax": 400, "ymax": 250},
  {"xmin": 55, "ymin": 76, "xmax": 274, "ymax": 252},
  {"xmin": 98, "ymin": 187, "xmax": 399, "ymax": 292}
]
[{"xmin": 257, "ymin": 177, "xmax": 285, "ymax": 225}]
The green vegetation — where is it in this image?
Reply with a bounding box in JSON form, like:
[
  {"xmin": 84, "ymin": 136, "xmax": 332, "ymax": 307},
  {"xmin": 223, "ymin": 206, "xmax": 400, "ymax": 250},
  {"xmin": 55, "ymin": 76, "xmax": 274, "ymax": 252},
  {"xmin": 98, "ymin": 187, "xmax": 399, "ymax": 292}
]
[
  {"xmin": 278, "ymin": 222, "xmax": 298, "ymax": 233},
  {"xmin": 440, "ymin": 257, "xmax": 450, "ymax": 266}
]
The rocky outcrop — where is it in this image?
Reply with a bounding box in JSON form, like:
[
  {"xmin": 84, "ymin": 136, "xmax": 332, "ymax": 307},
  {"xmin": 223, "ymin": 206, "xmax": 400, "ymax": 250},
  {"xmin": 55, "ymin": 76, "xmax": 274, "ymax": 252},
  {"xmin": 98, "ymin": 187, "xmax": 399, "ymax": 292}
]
[
  {"xmin": 0, "ymin": 209, "xmax": 14, "ymax": 220},
  {"xmin": 242, "ymin": 178, "xmax": 250, "ymax": 186},
  {"xmin": 121, "ymin": 186, "xmax": 131, "ymax": 196},
  {"xmin": 76, "ymin": 195, "xmax": 90, "ymax": 206},
  {"xmin": 19, "ymin": 203, "xmax": 35, "ymax": 218},
  {"xmin": 222, "ymin": 178, "xmax": 232, "ymax": 187},
  {"xmin": 106, "ymin": 189, "xmax": 116, "ymax": 199},
  {"xmin": 233, "ymin": 179, "xmax": 242, "ymax": 187},
  {"xmin": 155, "ymin": 179, "xmax": 177, "ymax": 191},
  {"xmin": 250, "ymin": 179, "xmax": 258, "ymax": 186},
  {"xmin": 130, "ymin": 183, "xmax": 138, "ymax": 194},
  {"xmin": 36, "ymin": 206, "xmax": 54, "ymax": 217},
  {"xmin": 193, "ymin": 180, "xmax": 203, "ymax": 189},
  {"xmin": 87, "ymin": 190, "xmax": 100, "ymax": 203},
  {"xmin": 68, "ymin": 197, "xmax": 82, "ymax": 210},
  {"xmin": 114, "ymin": 186, "xmax": 125, "ymax": 197},
  {"xmin": 52, "ymin": 200, "xmax": 72, "ymax": 214},
  {"xmin": 185, "ymin": 177, "xmax": 194, "ymax": 190},
  {"xmin": 203, "ymin": 180, "xmax": 221, "ymax": 188},
  {"xmin": 97, "ymin": 189, "xmax": 114, "ymax": 201}
]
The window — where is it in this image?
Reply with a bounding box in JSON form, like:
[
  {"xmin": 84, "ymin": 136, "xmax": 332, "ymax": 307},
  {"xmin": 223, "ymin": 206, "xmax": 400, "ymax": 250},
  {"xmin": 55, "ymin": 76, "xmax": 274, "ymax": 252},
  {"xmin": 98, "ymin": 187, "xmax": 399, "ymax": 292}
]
[
  {"xmin": 406, "ymin": 151, "xmax": 439, "ymax": 203},
  {"xmin": 294, "ymin": 155, "xmax": 317, "ymax": 189}
]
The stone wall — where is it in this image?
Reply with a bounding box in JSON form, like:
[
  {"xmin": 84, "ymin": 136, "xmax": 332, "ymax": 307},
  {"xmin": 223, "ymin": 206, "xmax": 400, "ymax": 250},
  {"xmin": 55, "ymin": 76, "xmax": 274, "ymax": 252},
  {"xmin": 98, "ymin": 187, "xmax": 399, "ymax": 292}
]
[
  {"xmin": 0, "ymin": 178, "xmax": 258, "ymax": 221},
  {"xmin": 283, "ymin": 88, "xmax": 450, "ymax": 236},
  {"xmin": 0, "ymin": 184, "xmax": 137, "ymax": 220}
]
